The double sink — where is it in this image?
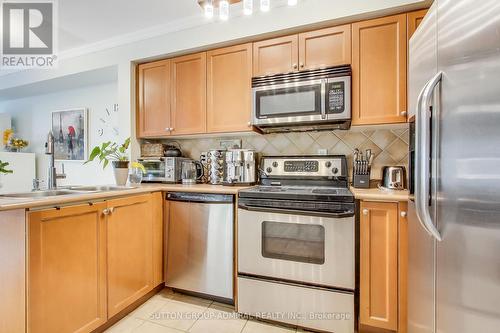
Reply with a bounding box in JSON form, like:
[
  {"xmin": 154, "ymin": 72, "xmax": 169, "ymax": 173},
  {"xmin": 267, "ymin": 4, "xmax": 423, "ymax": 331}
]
[{"xmin": 0, "ymin": 185, "xmax": 137, "ymax": 199}]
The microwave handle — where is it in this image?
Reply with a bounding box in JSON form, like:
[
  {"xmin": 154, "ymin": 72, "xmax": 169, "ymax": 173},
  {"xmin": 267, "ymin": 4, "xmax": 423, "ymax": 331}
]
[{"xmin": 321, "ymin": 79, "xmax": 327, "ymax": 119}]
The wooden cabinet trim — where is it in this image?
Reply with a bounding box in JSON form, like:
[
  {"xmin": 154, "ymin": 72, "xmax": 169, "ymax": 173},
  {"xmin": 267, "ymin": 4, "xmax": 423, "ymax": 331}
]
[
  {"xmin": 407, "ymin": 9, "xmax": 428, "ymax": 40},
  {"xmin": 207, "ymin": 43, "xmax": 253, "ymax": 133}
]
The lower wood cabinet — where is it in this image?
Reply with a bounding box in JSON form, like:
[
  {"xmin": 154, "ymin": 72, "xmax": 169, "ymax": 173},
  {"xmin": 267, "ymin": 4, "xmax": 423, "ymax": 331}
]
[
  {"xmin": 28, "ymin": 203, "xmax": 108, "ymax": 333},
  {"xmin": 27, "ymin": 192, "xmax": 165, "ymax": 333},
  {"xmin": 359, "ymin": 200, "xmax": 407, "ymax": 332},
  {"xmin": 107, "ymin": 194, "xmax": 154, "ymax": 317}
]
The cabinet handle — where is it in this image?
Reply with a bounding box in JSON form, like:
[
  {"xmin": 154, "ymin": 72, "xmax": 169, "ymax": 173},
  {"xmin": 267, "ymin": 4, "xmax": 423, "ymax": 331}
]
[
  {"xmin": 247, "ymin": 122, "xmax": 252, "ymax": 126},
  {"xmin": 102, "ymin": 208, "xmax": 111, "ymax": 216},
  {"xmin": 401, "ymin": 211, "xmax": 407, "ymax": 218},
  {"xmin": 170, "ymin": 128, "xmax": 174, "ymax": 131},
  {"xmin": 362, "ymin": 208, "xmax": 369, "ymax": 215},
  {"xmin": 401, "ymin": 111, "xmax": 407, "ymax": 116},
  {"xmin": 292, "ymin": 63, "xmax": 298, "ymax": 70},
  {"xmin": 299, "ymin": 62, "xmax": 304, "ymax": 68}
]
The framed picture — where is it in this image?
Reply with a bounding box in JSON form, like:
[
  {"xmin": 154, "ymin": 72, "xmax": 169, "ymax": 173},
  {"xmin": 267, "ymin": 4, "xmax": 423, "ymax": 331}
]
[{"xmin": 51, "ymin": 108, "xmax": 88, "ymax": 161}]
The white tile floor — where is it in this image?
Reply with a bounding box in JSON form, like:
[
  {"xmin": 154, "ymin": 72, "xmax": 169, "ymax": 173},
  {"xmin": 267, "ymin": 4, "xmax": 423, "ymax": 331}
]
[{"xmin": 106, "ymin": 289, "xmax": 304, "ymax": 333}]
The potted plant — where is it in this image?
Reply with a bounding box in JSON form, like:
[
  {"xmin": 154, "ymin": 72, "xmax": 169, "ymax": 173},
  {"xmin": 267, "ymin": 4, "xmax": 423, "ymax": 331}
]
[{"xmin": 85, "ymin": 138, "xmax": 131, "ymax": 185}]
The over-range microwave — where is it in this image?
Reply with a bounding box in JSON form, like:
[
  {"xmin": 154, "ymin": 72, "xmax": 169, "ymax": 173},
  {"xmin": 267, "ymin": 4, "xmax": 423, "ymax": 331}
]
[{"xmin": 252, "ymin": 65, "xmax": 351, "ymax": 133}]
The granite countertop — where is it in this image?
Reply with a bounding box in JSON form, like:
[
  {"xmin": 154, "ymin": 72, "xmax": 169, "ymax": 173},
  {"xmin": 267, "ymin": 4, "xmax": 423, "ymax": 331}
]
[{"xmin": 0, "ymin": 183, "xmax": 250, "ymax": 212}]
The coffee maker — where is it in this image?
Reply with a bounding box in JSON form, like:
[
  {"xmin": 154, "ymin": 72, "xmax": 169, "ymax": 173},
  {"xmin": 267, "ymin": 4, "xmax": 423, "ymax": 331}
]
[{"xmin": 223, "ymin": 149, "xmax": 256, "ymax": 185}]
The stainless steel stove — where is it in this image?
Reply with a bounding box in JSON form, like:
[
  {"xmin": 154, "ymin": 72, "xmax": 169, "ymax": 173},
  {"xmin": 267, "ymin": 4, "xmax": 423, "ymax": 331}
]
[{"xmin": 237, "ymin": 155, "xmax": 356, "ymax": 333}]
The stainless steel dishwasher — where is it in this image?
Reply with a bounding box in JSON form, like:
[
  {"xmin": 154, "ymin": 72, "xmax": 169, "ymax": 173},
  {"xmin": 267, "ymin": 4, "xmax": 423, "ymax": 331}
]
[{"xmin": 165, "ymin": 192, "xmax": 234, "ymax": 302}]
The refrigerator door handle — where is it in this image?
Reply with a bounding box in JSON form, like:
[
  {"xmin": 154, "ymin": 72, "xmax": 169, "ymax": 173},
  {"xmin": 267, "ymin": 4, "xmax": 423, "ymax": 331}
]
[{"xmin": 416, "ymin": 71, "xmax": 443, "ymax": 242}]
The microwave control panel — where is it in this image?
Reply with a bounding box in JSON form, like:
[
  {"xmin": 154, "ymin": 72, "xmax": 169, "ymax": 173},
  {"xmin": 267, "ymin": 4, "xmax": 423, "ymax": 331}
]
[{"xmin": 327, "ymin": 81, "xmax": 345, "ymax": 113}]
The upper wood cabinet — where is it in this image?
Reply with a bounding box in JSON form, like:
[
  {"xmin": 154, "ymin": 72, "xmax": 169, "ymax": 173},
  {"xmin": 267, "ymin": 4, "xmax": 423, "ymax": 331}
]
[
  {"xmin": 359, "ymin": 201, "xmax": 399, "ymax": 331},
  {"xmin": 352, "ymin": 14, "xmax": 408, "ymax": 125},
  {"xmin": 298, "ymin": 25, "xmax": 351, "ymax": 71},
  {"xmin": 137, "ymin": 60, "xmax": 171, "ymax": 138},
  {"xmin": 253, "ymin": 25, "xmax": 351, "ymax": 76},
  {"xmin": 253, "ymin": 35, "xmax": 298, "ymax": 76},
  {"xmin": 407, "ymin": 9, "xmax": 428, "ymax": 39},
  {"xmin": 107, "ymin": 194, "xmax": 154, "ymax": 317},
  {"xmin": 171, "ymin": 52, "xmax": 207, "ymax": 135},
  {"xmin": 28, "ymin": 203, "xmax": 108, "ymax": 333},
  {"xmin": 207, "ymin": 43, "xmax": 253, "ymax": 133}
]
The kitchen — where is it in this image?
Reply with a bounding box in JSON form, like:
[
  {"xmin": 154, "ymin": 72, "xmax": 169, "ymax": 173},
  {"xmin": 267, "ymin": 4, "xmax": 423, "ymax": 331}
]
[{"xmin": 0, "ymin": 0, "xmax": 499, "ymax": 333}]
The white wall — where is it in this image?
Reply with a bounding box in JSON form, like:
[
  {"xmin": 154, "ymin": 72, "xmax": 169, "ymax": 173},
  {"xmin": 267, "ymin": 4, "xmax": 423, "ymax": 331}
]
[{"xmin": 0, "ymin": 82, "xmax": 120, "ymax": 185}]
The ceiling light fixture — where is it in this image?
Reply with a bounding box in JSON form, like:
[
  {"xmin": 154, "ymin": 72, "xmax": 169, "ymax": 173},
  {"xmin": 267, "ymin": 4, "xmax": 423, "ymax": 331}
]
[
  {"xmin": 204, "ymin": 0, "xmax": 214, "ymax": 18},
  {"xmin": 288, "ymin": 0, "xmax": 298, "ymax": 6},
  {"xmin": 219, "ymin": 0, "xmax": 230, "ymax": 20},
  {"xmin": 260, "ymin": 0, "xmax": 270, "ymax": 12},
  {"xmin": 243, "ymin": 0, "xmax": 253, "ymax": 15}
]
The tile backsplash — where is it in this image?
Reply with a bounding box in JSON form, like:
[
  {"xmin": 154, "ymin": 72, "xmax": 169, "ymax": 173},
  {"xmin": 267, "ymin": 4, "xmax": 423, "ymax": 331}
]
[{"xmin": 161, "ymin": 125, "xmax": 409, "ymax": 180}]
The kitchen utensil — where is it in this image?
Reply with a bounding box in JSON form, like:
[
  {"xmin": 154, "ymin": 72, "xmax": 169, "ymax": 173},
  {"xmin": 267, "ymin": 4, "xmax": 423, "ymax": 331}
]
[
  {"xmin": 353, "ymin": 148, "xmax": 371, "ymax": 188},
  {"xmin": 181, "ymin": 160, "xmax": 204, "ymax": 184},
  {"xmin": 206, "ymin": 149, "xmax": 226, "ymax": 184},
  {"xmin": 165, "ymin": 142, "xmax": 182, "ymax": 157},
  {"xmin": 379, "ymin": 166, "xmax": 407, "ymax": 190}
]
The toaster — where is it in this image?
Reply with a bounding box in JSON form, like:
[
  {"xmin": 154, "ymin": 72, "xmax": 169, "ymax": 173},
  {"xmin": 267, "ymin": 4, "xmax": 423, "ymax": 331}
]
[{"xmin": 380, "ymin": 166, "xmax": 407, "ymax": 190}]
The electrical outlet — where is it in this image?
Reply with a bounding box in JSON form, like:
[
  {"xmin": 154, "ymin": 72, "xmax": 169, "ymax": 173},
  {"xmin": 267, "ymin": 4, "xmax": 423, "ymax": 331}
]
[{"xmin": 317, "ymin": 148, "xmax": 328, "ymax": 155}]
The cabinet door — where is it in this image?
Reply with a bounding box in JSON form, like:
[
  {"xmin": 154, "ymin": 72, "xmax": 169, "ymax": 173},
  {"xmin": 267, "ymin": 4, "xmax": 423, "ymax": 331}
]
[
  {"xmin": 152, "ymin": 192, "xmax": 164, "ymax": 286},
  {"xmin": 171, "ymin": 52, "xmax": 207, "ymax": 135},
  {"xmin": 28, "ymin": 203, "xmax": 107, "ymax": 333},
  {"xmin": 407, "ymin": 9, "xmax": 428, "ymax": 39},
  {"xmin": 137, "ymin": 60, "xmax": 171, "ymax": 137},
  {"xmin": 107, "ymin": 194, "xmax": 154, "ymax": 317},
  {"xmin": 207, "ymin": 44, "xmax": 253, "ymax": 133},
  {"xmin": 298, "ymin": 25, "xmax": 351, "ymax": 70},
  {"xmin": 360, "ymin": 201, "xmax": 398, "ymax": 331},
  {"xmin": 352, "ymin": 14, "xmax": 407, "ymax": 125},
  {"xmin": 253, "ymin": 35, "xmax": 298, "ymax": 76}
]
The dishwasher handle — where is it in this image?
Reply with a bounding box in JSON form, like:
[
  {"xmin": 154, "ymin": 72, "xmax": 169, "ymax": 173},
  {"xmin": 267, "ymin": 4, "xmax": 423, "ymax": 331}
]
[{"xmin": 166, "ymin": 192, "xmax": 234, "ymax": 204}]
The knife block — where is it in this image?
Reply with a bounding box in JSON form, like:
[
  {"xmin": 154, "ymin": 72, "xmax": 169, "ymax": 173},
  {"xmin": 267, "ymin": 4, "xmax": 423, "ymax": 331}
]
[{"xmin": 353, "ymin": 174, "xmax": 370, "ymax": 188}]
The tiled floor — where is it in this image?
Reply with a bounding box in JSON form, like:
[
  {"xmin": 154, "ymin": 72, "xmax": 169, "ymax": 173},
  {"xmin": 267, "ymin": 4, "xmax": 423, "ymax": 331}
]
[{"xmin": 106, "ymin": 289, "xmax": 303, "ymax": 333}]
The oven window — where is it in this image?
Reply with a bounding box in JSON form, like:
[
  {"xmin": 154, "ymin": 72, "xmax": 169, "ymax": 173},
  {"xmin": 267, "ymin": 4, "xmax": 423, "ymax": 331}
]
[
  {"xmin": 256, "ymin": 84, "xmax": 322, "ymax": 118},
  {"xmin": 142, "ymin": 161, "xmax": 165, "ymax": 177},
  {"xmin": 261, "ymin": 221, "xmax": 325, "ymax": 264}
]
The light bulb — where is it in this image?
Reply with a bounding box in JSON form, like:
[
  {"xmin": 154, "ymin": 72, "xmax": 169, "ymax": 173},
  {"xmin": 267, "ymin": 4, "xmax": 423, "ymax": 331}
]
[
  {"xmin": 260, "ymin": 0, "xmax": 270, "ymax": 12},
  {"xmin": 204, "ymin": 0, "xmax": 214, "ymax": 18},
  {"xmin": 243, "ymin": 0, "xmax": 253, "ymax": 15},
  {"xmin": 288, "ymin": 0, "xmax": 298, "ymax": 6},
  {"xmin": 219, "ymin": 0, "xmax": 229, "ymax": 20}
]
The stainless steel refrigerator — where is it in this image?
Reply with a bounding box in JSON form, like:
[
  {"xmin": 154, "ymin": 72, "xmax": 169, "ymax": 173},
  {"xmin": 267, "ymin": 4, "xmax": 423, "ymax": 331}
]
[{"xmin": 408, "ymin": 0, "xmax": 500, "ymax": 332}]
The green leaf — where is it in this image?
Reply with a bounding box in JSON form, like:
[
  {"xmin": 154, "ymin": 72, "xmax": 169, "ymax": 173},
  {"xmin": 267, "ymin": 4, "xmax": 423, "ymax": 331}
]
[
  {"xmin": 86, "ymin": 146, "xmax": 101, "ymax": 163},
  {"xmin": 103, "ymin": 159, "xmax": 109, "ymax": 169}
]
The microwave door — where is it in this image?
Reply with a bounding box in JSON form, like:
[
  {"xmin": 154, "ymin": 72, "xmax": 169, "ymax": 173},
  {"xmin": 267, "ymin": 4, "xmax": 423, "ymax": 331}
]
[{"xmin": 253, "ymin": 79, "xmax": 324, "ymax": 126}]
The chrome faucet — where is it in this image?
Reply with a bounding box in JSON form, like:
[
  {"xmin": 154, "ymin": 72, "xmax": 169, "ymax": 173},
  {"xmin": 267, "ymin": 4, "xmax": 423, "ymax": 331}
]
[{"xmin": 45, "ymin": 131, "xmax": 66, "ymax": 189}]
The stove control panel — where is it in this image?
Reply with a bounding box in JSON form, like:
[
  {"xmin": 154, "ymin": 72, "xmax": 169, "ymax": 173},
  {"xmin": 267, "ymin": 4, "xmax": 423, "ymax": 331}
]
[{"xmin": 261, "ymin": 156, "xmax": 346, "ymax": 178}]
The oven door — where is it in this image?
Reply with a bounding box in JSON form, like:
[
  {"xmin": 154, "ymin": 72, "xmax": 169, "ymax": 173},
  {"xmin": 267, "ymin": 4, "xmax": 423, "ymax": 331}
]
[
  {"xmin": 140, "ymin": 160, "xmax": 166, "ymax": 181},
  {"xmin": 237, "ymin": 207, "xmax": 355, "ymax": 290},
  {"xmin": 253, "ymin": 79, "xmax": 325, "ymax": 126}
]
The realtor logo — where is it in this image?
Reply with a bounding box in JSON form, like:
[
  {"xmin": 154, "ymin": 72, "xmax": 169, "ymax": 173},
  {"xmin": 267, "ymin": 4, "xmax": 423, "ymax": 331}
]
[{"xmin": 1, "ymin": 0, "xmax": 58, "ymax": 68}]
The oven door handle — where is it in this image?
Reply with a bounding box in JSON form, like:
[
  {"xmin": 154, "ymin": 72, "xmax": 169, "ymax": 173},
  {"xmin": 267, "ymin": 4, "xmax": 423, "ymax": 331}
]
[{"xmin": 238, "ymin": 203, "xmax": 354, "ymax": 219}]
